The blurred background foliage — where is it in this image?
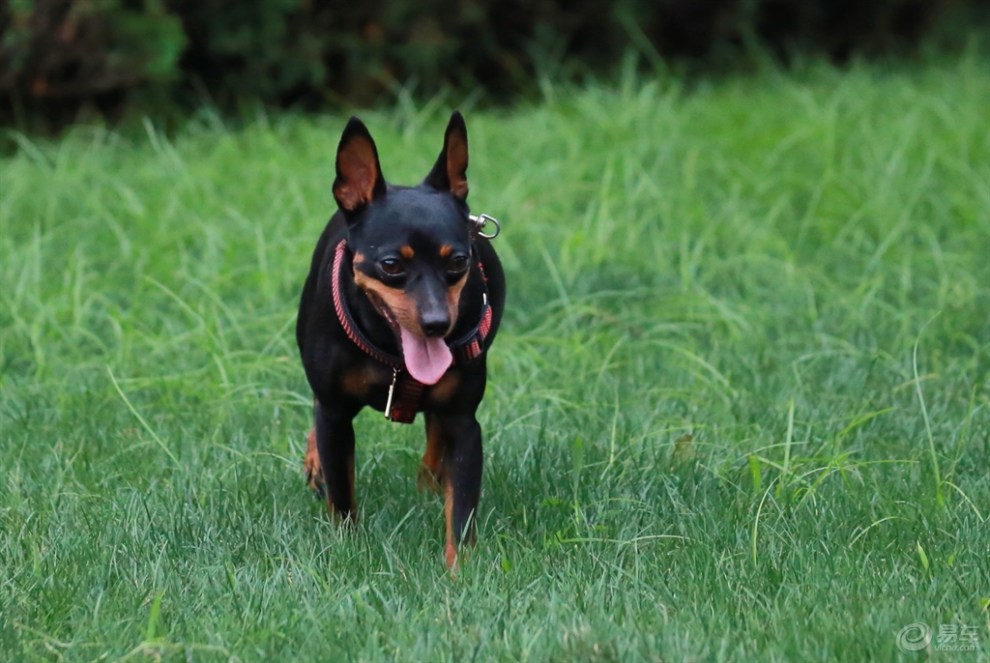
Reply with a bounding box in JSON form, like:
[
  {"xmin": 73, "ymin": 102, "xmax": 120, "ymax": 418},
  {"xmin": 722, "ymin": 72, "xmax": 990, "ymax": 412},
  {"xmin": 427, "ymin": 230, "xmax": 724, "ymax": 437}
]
[{"xmin": 1, "ymin": 0, "xmax": 987, "ymax": 131}]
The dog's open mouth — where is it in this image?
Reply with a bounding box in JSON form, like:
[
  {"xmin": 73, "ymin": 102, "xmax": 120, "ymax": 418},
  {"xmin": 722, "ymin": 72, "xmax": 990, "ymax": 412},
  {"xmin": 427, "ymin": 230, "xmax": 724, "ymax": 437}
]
[
  {"xmin": 365, "ymin": 290, "xmax": 453, "ymax": 385},
  {"xmin": 397, "ymin": 326, "xmax": 452, "ymax": 385}
]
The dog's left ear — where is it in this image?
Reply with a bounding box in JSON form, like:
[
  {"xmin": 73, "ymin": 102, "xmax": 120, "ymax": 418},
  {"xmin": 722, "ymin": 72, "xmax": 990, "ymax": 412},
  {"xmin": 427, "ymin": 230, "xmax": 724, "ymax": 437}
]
[{"xmin": 424, "ymin": 111, "xmax": 468, "ymax": 201}]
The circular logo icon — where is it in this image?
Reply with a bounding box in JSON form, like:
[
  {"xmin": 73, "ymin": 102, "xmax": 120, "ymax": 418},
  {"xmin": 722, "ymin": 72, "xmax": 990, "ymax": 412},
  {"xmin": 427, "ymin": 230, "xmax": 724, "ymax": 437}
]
[{"xmin": 896, "ymin": 622, "xmax": 932, "ymax": 652}]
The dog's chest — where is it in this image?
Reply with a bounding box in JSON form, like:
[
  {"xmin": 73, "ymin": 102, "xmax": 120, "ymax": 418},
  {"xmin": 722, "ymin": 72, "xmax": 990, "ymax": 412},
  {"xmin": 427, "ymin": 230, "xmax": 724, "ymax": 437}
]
[{"xmin": 336, "ymin": 359, "xmax": 462, "ymax": 416}]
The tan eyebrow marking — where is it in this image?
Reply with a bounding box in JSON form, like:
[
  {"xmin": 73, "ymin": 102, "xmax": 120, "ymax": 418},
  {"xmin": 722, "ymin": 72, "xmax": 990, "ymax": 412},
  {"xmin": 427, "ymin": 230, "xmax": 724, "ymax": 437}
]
[
  {"xmin": 438, "ymin": 244, "xmax": 453, "ymax": 258},
  {"xmin": 400, "ymin": 245, "xmax": 415, "ymax": 259}
]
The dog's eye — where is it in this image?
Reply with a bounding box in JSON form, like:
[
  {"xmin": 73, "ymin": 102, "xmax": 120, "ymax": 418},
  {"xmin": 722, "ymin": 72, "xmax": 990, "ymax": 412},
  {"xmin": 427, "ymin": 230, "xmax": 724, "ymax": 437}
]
[
  {"xmin": 447, "ymin": 255, "xmax": 470, "ymax": 275},
  {"xmin": 378, "ymin": 258, "xmax": 404, "ymax": 277}
]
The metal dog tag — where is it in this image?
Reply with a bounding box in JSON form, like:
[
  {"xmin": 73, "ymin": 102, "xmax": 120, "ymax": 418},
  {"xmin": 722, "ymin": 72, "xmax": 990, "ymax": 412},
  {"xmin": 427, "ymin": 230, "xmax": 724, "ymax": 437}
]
[{"xmin": 384, "ymin": 368, "xmax": 399, "ymax": 420}]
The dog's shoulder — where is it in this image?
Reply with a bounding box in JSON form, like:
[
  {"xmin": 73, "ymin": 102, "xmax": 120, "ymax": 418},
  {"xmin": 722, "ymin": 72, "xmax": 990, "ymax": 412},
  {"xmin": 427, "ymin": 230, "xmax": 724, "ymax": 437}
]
[{"xmin": 296, "ymin": 213, "xmax": 348, "ymax": 351}]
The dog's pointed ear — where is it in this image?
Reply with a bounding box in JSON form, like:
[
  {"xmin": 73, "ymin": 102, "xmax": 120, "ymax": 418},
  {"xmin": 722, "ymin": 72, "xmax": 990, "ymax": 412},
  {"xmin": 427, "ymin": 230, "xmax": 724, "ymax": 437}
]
[
  {"xmin": 333, "ymin": 117, "xmax": 387, "ymax": 213},
  {"xmin": 424, "ymin": 111, "xmax": 468, "ymax": 201}
]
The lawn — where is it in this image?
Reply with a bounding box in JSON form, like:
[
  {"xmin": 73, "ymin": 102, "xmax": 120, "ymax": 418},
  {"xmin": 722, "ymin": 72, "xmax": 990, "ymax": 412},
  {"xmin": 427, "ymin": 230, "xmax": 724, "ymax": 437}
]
[{"xmin": 1, "ymin": 51, "xmax": 988, "ymax": 661}]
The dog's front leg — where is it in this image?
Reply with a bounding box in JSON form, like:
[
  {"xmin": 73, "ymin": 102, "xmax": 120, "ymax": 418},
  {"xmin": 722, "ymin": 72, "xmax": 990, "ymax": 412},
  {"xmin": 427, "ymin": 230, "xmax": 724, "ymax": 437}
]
[
  {"xmin": 314, "ymin": 400, "xmax": 358, "ymax": 520},
  {"xmin": 433, "ymin": 412, "xmax": 483, "ymax": 569}
]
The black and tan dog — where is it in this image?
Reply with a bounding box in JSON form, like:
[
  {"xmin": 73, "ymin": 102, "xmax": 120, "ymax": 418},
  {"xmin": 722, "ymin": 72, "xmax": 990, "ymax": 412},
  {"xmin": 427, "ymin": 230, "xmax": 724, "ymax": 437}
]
[{"xmin": 296, "ymin": 112, "xmax": 504, "ymax": 568}]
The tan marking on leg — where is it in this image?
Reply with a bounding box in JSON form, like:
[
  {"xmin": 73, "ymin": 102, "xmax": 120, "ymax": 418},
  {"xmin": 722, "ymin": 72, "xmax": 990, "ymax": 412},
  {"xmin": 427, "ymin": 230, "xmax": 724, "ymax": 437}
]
[
  {"xmin": 418, "ymin": 414, "xmax": 444, "ymax": 492},
  {"xmin": 444, "ymin": 480, "xmax": 458, "ymax": 570},
  {"xmin": 303, "ymin": 427, "xmax": 324, "ymax": 494}
]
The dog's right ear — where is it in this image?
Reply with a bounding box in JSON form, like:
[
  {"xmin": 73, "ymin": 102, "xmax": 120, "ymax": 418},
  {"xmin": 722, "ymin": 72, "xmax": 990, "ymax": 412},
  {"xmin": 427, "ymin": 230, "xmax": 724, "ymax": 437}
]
[{"xmin": 333, "ymin": 117, "xmax": 386, "ymax": 213}]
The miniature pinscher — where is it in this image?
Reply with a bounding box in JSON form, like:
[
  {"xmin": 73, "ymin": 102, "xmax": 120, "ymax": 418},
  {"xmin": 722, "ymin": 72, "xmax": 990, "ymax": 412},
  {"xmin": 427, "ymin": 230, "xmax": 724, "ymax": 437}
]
[{"xmin": 296, "ymin": 112, "xmax": 505, "ymax": 568}]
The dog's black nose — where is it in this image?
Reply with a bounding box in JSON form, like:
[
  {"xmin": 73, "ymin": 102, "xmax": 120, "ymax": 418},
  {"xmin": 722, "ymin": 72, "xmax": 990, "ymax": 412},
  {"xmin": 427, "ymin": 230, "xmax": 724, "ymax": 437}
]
[{"xmin": 421, "ymin": 313, "xmax": 450, "ymax": 337}]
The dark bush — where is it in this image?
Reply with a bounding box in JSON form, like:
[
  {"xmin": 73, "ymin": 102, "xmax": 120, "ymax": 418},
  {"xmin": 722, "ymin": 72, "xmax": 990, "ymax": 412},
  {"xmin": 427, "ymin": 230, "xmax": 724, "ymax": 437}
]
[
  {"xmin": 0, "ymin": 0, "xmax": 984, "ymax": 129},
  {"xmin": 1, "ymin": 0, "xmax": 185, "ymax": 127}
]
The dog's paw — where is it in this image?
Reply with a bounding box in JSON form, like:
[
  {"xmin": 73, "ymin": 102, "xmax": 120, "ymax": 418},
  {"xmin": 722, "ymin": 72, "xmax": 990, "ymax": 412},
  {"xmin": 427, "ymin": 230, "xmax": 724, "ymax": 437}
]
[{"xmin": 303, "ymin": 428, "xmax": 327, "ymax": 498}]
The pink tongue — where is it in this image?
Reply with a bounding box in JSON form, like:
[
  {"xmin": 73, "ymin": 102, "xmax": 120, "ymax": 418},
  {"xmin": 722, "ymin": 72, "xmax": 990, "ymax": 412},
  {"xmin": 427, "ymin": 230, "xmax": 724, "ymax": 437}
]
[{"xmin": 399, "ymin": 326, "xmax": 452, "ymax": 385}]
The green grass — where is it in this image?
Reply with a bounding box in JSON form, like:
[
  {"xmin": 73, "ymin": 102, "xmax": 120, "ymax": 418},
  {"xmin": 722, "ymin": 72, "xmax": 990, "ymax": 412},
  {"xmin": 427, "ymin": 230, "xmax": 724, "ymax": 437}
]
[{"xmin": 2, "ymin": 52, "xmax": 989, "ymax": 662}]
